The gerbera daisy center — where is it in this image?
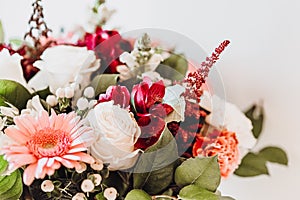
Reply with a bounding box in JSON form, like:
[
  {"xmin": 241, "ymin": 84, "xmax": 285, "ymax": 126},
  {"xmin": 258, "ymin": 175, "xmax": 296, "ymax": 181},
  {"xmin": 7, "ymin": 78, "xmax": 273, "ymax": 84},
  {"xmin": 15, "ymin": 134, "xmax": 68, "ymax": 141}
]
[{"xmin": 27, "ymin": 127, "xmax": 71, "ymax": 158}]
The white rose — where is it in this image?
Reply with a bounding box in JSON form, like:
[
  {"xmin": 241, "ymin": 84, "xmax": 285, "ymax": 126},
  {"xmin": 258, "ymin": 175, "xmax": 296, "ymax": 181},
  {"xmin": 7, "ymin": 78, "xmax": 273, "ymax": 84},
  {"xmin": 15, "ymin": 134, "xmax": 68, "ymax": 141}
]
[
  {"xmin": 0, "ymin": 49, "xmax": 26, "ymax": 86},
  {"xmin": 200, "ymin": 91, "xmax": 256, "ymax": 157},
  {"xmin": 28, "ymin": 45, "xmax": 100, "ymax": 93},
  {"xmin": 88, "ymin": 101, "xmax": 141, "ymax": 170}
]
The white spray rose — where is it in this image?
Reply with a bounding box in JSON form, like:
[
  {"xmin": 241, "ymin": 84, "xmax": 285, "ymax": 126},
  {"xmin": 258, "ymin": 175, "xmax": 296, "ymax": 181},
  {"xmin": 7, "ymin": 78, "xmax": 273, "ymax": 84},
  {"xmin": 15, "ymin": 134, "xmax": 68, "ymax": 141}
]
[
  {"xmin": 28, "ymin": 45, "xmax": 100, "ymax": 93},
  {"xmin": 88, "ymin": 101, "xmax": 141, "ymax": 170},
  {"xmin": 0, "ymin": 49, "xmax": 26, "ymax": 86}
]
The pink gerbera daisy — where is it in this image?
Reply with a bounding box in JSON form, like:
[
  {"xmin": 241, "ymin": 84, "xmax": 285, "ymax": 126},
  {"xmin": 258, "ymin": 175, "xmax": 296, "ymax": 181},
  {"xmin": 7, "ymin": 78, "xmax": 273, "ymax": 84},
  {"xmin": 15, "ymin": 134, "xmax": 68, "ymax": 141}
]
[{"xmin": 1, "ymin": 110, "xmax": 95, "ymax": 185}]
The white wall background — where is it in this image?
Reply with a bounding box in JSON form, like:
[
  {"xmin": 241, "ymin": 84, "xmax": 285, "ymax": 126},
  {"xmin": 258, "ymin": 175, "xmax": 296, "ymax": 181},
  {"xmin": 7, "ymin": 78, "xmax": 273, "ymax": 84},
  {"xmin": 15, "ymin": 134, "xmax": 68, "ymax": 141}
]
[{"xmin": 0, "ymin": 0, "xmax": 299, "ymax": 199}]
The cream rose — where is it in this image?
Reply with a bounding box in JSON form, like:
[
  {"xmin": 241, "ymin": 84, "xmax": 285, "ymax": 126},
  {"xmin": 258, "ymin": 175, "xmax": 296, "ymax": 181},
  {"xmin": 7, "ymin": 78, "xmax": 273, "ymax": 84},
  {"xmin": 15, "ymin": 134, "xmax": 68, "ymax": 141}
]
[
  {"xmin": 88, "ymin": 101, "xmax": 141, "ymax": 170},
  {"xmin": 0, "ymin": 49, "xmax": 26, "ymax": 86},
  {"xmin": 28, "ymin": 45, "xmax": 100, "ymax": 93}
]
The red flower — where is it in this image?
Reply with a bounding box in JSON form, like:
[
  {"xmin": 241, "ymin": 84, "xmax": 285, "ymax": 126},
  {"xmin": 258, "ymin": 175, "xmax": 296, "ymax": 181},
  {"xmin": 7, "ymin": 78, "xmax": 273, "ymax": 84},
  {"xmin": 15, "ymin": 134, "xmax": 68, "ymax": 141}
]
[
  {"xmin": 99, "ymin": 85, "xmax": 130, "ymax": 108},
  {"xmin": 131, "ymin": 78, "xmax": 173, "ymax": 150},
  {"xmin": 77, "ymin": 27, "xmax": 132, "ymax": 73}
]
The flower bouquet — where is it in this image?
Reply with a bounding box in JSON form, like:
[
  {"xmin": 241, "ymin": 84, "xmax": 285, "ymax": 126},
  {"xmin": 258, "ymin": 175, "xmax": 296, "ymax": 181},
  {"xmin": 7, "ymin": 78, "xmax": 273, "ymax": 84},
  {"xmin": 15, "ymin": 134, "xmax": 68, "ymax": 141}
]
[{"xmin": 0, "ymin": 1, "xmax": 288, "ymax": 200}]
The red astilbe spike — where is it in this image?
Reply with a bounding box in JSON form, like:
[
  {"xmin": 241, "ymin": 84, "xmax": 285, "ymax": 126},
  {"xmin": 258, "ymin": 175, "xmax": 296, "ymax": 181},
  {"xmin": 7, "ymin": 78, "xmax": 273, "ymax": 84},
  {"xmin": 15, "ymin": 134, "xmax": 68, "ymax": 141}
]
[{"xmin": 184, "ymin": 40, "xmax": 230, "ymax": 102}]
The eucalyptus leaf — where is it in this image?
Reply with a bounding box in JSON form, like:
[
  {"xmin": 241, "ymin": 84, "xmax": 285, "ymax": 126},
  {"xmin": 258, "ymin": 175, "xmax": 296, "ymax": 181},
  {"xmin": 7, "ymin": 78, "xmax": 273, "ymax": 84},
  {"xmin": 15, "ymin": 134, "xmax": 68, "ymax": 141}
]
[
  {"xmin": 0, "ymin": 155, "xmax": 8, "ymax": 175},
  {"xmin": 91, "ymin": 74, "xmax": 119, "ymax": 96},
  {"xmin": 234, "ymin": 152, "xmax": 269, "ymax": 177},
  {"xmin": 259, "ymin": 146, "xmax": 288, "ymax": 165},
  {"xmin": 156, "ymin": 53, "xmax": 188, "ymax": 81},
  {"xmin": 0, "ymin": 20, "xmax": 4, "ymax": 43},
  {"xmin": 0, "ymin": 80, "xmax": 32, "ymax": 110},
  {"xmin": 125, "ymin": 189, "xmax": 152, "ymax": 200},
  {"xmin": 0, "ymin": 169, "xmax": 23, "ymax": 200},
  {"xmin": 133, "ymin": 127, "xmax": 178, "ymax": 195},
  {"xmin": 174, "ymin": 156, "xmax": 221, "ymax": 192},
  {"xmin": 178, "ymin": 185, "xmax": 218, "ymax": 200},
  {"xmin": 244, "ymin": 104, "xmax": 264, "ymax": 139}
]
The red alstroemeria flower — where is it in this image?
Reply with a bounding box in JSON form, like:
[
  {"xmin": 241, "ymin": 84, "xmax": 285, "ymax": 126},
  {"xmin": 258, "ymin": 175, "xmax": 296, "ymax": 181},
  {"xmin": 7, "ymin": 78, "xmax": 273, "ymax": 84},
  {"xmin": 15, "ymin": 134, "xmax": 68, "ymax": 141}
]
[
  {"xmin": 77, "ymin": 27, "xmax": 132, "ymax": 74},
  {"xmin": 99, "ymin": 85, "xmax": 130, "ymax": 108},
  {"xmin": 131, "ymin": 77, "xmax": 173, "ymax": 149}
]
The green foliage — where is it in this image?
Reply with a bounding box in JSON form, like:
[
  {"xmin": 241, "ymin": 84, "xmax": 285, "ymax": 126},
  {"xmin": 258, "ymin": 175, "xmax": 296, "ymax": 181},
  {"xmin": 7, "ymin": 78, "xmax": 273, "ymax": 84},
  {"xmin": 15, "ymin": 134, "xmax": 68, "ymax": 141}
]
[
  {"xmin": 125, "ymin": 189, "xmax": 152, "ymax": 200},
  {"xmin": 175, "ymin": 156, "xmax": 221, "ymax": 192},
  {"xmin": 0, "ymin": 169, "xmax": 23, "ymax": 200},
  {"xmin": 0, "ymin": 20, "xmax": 4, "ymax": 43},
  {"xmin": 133, "ymin": 127, "xmax": 178, "ymax": 195},
  {"xmin": 95, "ymin": 192, "xmax": 106, "ymax": 200},
  {"xmin": 91, "ymin": 74, "xmax": 119, "ymax": 96},
  {"xmin": 234, "ymin": 152, "xmax": 269, "ymax": 177},
  {"xmin": 156, "ymin": 53, "xmax": 188, "ymax": 81},
  {"xmin": 0, "ymin": 80, "xmax": 32, "ymax": 110},
  {"xmin": 245, "ymin": 104, "xmax": 264, "ymax": 139},
  {"xmin": 259, "ymin": 146, "xmax": 288, "ymax": 165},
  {"xmin": 178, "ymin": 185, "xmax": 218, "ymax": 200},
  {"xmin": 33, "ymin": 87, "xmax": 52, "ymax": 100},
  {"xmin": 0, "ymin": 155, "xmax": 8, "ymax": 175}
]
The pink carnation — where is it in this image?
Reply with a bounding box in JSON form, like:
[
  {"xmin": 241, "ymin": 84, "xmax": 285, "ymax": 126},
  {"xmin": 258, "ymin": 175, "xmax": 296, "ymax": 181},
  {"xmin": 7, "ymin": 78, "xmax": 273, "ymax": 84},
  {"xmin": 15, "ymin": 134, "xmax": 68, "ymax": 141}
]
[{"xmin": 1, "ymin": 110, "xmax": 95, "ymax": 185}]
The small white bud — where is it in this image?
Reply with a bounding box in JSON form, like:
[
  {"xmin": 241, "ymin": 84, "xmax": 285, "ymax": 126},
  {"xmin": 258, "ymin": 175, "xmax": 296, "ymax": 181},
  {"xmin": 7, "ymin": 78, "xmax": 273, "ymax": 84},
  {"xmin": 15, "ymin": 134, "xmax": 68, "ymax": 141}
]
[
  {"xmin": 81, "ymin": 179, "xmax": 95, "ymax": 193},
  {"xmin": 56, "ymin": 88, "xmax": 65, "ymax": 98},
  {"xmin": 72, "ymin": 193, "xmax": 86, "ymax": 200},
  {"xmin": 75, "ymin": 162, "xmax": 87, "ymax": 174},
  {"xmin": 46, "ymin": 95, "xmax": 58, "ymax": 107},
  {"xmin": 76, "ymin": 98, "xmax": 89, "ymax": 111},
  {"xmin": 103, "ymin": 187, "xmax": 118, "ymax": 200},
  {"xmin": 65, "ymin": 87, "xmax": 75, "ymax": 99},
  {"xmin": 91, "ymin": 174, "xmax": 102, "ymax": 186},
  {"xmin": 70, "ymin": 83, "xmax": 80, "ymax": 91},
  {"xmin": 41, "ymin": 180, "xmax": 55, "ymax": 192},
  {"xmin": 83, "ymin": 87, "xmax": 95, "ymax": 98},
  {"xmin": 90, "ymin": 159, "xmax": 104, "ymax": 171},
  {"xmin": 88, "ymin": 100, "xmax": 98, "ymax": 109}
]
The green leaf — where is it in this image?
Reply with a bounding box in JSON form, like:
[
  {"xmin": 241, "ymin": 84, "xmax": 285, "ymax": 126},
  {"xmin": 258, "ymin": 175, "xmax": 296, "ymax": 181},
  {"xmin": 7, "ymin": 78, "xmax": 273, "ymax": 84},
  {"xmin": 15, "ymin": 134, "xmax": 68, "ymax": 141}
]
[
  {"xmin": 125, "ymin": 189, "xmax": 152, "ymax": 200},
  {"xmin": 95, "ymin": 192, "xmax": 106, "ymax": 200},
  {"xmin": 33, "ymin": 87, "xmax": 52, "ymax": 100},
  {"xmin": 0, "ymin": 169, "xmax": 23, "ymax": 200},
  {"xmin": 244, "ymin": 104, "xmax": 264, "ymax": 139},
  {"xmin": 259, "ymin": 146, "xmax": 288, "ymax": 166},
  {"xmin": 178, "ymin": 185, "xmax": 218, "ymax": 200},
  {"xmin": 174, "ymin": 156, "xmax": 221, "ymax": 192},
  {"xmin": 133, "ymin": 127, "xmax": 178, "ymax": 195},
  {"xmin": 0, "ymin": 20, "xmax": 4, "ymax": 43},
  {"xmin": 234, "ymin": 152, "xmax": 269, "ymax": 177},
  {"xmin": 102, "ymin": 171, "xmax": 130, "ymax": 197},
  {"xmin": 0, "ymin": 170, "xmax": 19, "ymax": 196},
  {"xmin": 0, "ymin": 155, "xmax": 8, "ymax": 175},
  {"xmin": 156, "ymin": 53, "xmax": 188, "ymax": 81},
  {"xmin": 91, "ymin": 74, "xmax": 119, "ymax": 96},
  {"xmin": 0, "ymin": 80, "xmax": 32, "ymax": 110}
]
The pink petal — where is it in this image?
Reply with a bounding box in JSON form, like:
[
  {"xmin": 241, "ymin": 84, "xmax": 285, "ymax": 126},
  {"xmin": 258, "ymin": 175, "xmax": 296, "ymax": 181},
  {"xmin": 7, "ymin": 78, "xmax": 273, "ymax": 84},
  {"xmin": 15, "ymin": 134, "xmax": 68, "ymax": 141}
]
[
  {"xmin": 5, "ymin": 153, "xmax": 37, "ymax": 166},
  {"xmin": 23, "ymin": 163, "xmax": 38, "ymax": 186},
  {"xmin": 37, "ymin": 111, "xmax": 50, "ymax": 129},
  {"xmin": 14, "ymin": 115, "xmax": 37, "ymax": 134},
  {"xmin": 6, "ymin": 146, "xmax": 30, "ymax": 154},
  {"xmin": 5, "ymin": 127, "xmax": 30, "ymax": 144},
  {"xmin": 72, "ymin": 152, "xmax": 95, "ymax": 164},
  {"xmin": 54, "ymin": 157, "xmax": 74, "ymax": 168},
  {"xmin": 36, "ymin": 157, "xmax": 48, "ymax": 178}
]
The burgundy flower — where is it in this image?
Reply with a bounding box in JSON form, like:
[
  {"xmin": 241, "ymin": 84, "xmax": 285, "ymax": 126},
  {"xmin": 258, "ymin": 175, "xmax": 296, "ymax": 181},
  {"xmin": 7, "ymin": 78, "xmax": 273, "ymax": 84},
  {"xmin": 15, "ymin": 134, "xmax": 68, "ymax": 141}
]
[
  {"xmin": 99, "ymin": 85, "xmax": 130, "ymax": 108},
  {"xmin": 131, "ymin": 78, "xmax": 173, "ymax": 150},
  {"xmin": 77, "ymin": 27, "xmax": 132, "ymax": 74}
]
